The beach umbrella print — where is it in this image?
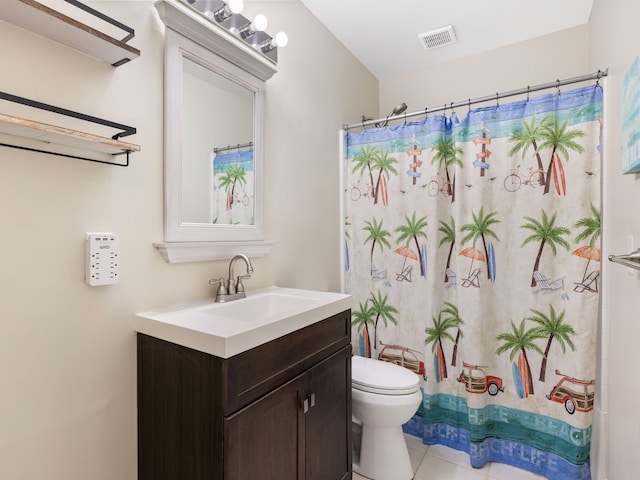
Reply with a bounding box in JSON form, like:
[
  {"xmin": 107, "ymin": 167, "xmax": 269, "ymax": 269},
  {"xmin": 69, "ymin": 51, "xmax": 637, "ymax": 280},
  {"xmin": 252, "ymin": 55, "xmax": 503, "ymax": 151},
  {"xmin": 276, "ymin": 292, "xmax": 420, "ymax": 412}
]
[
  {"xmin": 395, "ymin": 246, "xmax": 418, "ymax": 272},
  {"xmin": 572, "ymin": 246, "xmax": 601, "ymax": 281},
  {"xmin": 459, "ymin": 246, "xmax": 486, "ymax": 277}
]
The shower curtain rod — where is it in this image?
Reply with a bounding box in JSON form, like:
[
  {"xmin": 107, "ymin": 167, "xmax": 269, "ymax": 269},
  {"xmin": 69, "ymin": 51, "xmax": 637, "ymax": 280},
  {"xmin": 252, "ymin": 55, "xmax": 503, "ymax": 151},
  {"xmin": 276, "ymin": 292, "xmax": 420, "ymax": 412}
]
[
  {"xmin": 344, "ymin": 68, "xmax": 608, "ymax": 131},
  {"xmin": 213, "ymin": 141, "xmax": 253, "ymax": 154}
]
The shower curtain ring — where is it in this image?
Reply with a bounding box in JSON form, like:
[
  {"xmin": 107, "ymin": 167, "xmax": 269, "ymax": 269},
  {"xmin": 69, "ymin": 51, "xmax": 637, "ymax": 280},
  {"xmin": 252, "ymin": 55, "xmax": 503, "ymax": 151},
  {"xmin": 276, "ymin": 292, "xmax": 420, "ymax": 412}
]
[
  {"xmin": 556, "ymin": 79, "xmax": 561, "ymax": 94},
  {"xmin": 526, "ymin": 86, "xmax": 530, "ymax": 102},
  {"xmin": 495, "ymin": 93, "xmax": 499, "ymax": 107},
  {"xmin": 424, "ymin": 107, "xmax": 428, "ymax": 120}
]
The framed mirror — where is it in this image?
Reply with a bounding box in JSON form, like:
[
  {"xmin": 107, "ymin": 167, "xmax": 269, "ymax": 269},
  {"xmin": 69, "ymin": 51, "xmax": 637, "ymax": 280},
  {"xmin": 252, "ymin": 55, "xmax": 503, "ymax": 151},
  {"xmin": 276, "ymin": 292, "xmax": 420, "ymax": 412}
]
[{"xmin": 154, "ymin": 0, "xmax": 277, "ymax": 262}]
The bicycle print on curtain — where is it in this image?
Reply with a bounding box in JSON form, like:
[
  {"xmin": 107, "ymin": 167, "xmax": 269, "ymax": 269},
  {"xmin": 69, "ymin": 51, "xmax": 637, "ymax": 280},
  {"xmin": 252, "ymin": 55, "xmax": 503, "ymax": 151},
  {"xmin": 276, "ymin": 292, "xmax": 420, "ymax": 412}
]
[{"xmin": 343, "ymin": 85, "xmax": 602, "ymax": 480}]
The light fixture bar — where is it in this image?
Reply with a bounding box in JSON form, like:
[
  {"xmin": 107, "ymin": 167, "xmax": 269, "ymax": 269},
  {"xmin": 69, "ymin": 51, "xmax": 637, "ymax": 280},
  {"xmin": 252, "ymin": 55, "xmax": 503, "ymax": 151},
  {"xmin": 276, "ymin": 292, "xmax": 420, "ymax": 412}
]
[{"xmin": 180, "ymin": 0, "xmax": 286, "ymax": 64}]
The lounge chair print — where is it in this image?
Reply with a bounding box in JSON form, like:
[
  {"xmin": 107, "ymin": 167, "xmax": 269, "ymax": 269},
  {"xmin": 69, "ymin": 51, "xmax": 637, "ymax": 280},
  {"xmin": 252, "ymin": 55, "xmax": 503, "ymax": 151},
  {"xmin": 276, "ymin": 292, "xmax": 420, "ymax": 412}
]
[
  {"xmin": 533, "ymin": 271, "xmax": 564, "ymax": 294},
  {"xmin": 461, "ymin": 268, "xmax": 480, "ymax": 288},
  {"xmin": 396, "ymin": 265, "xmax": 413, "ymax": 282},
  {"xmin": 371, "ymin": 264, "xmax": 387, "ymax": 280},
  {"xmin": 446, "ymin": 268, "xmax": 457, "ymax": 287},
  {"xmin": 573, "ymin": 270, "xmax": 599, "ymax": 293}
]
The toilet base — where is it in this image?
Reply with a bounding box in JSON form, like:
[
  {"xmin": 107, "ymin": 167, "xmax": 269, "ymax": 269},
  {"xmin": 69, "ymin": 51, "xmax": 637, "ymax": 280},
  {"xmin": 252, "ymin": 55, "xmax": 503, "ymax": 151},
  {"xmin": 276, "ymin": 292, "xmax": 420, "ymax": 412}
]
[{"xmin": 353, "ymin": 423, "xmax": 414, "ymax": 480}]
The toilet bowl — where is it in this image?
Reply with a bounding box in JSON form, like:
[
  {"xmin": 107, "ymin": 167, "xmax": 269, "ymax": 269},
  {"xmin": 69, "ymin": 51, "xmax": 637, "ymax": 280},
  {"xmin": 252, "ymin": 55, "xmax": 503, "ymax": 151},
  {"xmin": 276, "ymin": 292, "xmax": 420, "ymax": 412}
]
[{"xmin": 351, "ymin": 355, "xmax": 422, "ymax": 480}]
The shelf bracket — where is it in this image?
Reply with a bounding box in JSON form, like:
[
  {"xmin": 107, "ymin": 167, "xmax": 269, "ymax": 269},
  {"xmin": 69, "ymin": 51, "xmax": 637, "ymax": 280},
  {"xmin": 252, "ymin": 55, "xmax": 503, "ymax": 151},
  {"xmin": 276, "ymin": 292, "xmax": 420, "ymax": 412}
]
[
  {"xmin": 0, "ymin": 141, "xmax": 131, "ymax": 167},
  {"xmin": 65, "ymin": 0, "xmax": 135, "ymax": 43}
]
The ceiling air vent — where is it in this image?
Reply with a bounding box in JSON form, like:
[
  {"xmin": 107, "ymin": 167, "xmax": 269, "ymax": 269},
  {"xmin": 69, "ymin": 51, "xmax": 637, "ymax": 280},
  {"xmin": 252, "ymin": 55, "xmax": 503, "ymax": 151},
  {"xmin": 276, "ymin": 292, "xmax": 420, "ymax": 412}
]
[{"xmin": 418, "ymin": 25, "xmax": 457, "ymax": 50}]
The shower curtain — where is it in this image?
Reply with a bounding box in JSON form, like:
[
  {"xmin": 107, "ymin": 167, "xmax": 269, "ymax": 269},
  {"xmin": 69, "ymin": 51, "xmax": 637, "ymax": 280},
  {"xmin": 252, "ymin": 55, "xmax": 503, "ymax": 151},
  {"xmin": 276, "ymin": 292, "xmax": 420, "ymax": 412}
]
[
  {"xmin": 211, "ymin": 148, "xmax": 254, "ymax": 224},
  {"xmin": 343, "ymin": 84, "xmax": 602, "ymax": 480}
]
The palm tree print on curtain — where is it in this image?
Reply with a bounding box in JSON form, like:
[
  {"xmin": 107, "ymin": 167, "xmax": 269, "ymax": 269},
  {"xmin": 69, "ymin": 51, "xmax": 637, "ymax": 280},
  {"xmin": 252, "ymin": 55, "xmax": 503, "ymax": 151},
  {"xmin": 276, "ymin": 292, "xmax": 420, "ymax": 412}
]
[
  {"xmin": 212, "ymin": 148, "xmax": 253, "ymax": 224},
  {"xmin": 521, "ymin": 210, "xmax": 571, "ymax": 287},
  {"xmin": 344, "ymin": 85, "xmax": 602, "ymax": 480}
]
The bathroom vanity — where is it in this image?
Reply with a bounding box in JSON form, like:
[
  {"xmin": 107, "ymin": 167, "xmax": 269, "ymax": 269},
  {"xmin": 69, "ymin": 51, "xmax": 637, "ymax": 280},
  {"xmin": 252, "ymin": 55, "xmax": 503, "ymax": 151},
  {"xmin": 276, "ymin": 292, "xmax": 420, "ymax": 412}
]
[{"xmin": 135, "ymin": 287, "xmax": 352, "ymax": 480}]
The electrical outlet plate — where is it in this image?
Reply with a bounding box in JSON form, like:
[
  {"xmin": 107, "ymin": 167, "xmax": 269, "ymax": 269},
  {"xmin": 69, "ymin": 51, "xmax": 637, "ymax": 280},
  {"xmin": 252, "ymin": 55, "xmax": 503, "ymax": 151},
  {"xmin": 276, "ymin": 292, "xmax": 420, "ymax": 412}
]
[{"xmin": 85, "ymin": 232, "xmax": 119, "ymax": 286}]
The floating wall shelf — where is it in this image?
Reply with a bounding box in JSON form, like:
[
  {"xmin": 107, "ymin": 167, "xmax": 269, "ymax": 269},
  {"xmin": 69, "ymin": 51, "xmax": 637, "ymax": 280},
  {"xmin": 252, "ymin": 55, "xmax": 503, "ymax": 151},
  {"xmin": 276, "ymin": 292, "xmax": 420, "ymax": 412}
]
[
  {"xmin": 0, "ymin": 91, "xmax": 140, "ymax": 166},
  {"xmin": 0, "ymin": 0, "xmax": 140, "ymax": 66}
]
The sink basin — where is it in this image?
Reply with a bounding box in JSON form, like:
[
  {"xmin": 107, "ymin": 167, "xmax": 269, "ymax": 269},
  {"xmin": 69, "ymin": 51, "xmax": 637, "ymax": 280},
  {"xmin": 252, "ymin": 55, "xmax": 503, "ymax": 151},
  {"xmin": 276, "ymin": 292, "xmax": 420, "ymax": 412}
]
[
  {"xmin": 134, "ymin": 287, "xmax": 352, "ymax": 358},
  {"xmin": 200, "ymin": 292, "xmax": 321, "ymax": 321}
]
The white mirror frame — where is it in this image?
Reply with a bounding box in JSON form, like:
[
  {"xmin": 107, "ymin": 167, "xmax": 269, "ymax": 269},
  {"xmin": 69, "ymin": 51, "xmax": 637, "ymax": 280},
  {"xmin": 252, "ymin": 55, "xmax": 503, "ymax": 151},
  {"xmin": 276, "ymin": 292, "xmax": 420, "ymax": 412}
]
[
  {"xmin": 165, "ymin": 30, "xmax": 264, "ymax": 242},
  {"xmin": 154, "ymin": 0, "xmax": 276, "ymax": 263}
]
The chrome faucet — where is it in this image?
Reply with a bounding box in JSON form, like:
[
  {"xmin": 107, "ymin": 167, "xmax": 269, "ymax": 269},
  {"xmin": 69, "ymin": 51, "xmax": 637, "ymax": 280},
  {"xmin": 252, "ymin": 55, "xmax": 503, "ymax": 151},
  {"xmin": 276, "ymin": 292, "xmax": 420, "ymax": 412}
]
[{"xmin": 209, "ymin": 254, "xmax": 254, "ymax": 302}]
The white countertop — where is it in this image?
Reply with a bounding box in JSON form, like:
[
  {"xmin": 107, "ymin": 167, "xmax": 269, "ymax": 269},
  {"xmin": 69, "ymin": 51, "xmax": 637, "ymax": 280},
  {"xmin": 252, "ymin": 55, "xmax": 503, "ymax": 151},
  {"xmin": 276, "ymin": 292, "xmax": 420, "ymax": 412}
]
[{"xmin": 134, "ymin": 286, "xmax": 352, "ymax": 358}]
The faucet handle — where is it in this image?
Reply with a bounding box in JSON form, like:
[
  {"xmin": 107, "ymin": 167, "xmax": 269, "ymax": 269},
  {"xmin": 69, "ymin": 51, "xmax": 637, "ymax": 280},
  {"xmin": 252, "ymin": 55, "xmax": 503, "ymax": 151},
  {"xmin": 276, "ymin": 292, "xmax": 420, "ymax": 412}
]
[
  {"xmin": 209, "ymin": 277, "xmax": 228, "ymax": 295},
  {"xmin": 235, "ymin": 274, "xmax": 251, "ymax": 293}
]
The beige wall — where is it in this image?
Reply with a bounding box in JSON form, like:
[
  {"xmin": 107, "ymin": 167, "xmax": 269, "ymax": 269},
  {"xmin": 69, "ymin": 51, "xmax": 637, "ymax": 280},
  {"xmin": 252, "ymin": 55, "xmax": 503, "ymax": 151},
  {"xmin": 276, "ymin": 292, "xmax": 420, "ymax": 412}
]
[
  {"xmin": 258, "ymin": 1, "xmax": 379, "ymax": 291},
  {"xmin": 2, "ymin": 0, "xmax": 635, "ymax": 478},
  {"xmin": 0, "ymin": 1, "xmax": 376, "ymax": 478}
]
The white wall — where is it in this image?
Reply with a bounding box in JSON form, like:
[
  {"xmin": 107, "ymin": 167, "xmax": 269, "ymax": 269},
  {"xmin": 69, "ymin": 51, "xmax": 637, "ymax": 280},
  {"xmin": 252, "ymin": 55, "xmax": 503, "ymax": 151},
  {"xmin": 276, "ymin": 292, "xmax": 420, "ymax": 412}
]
[
  {"xmin": 0, "ymin": 1, "xmax": 377, "ymax": 479},
  {"xmin": 589, "ymin": 0, "xmax": 640, "ymax": 478}
]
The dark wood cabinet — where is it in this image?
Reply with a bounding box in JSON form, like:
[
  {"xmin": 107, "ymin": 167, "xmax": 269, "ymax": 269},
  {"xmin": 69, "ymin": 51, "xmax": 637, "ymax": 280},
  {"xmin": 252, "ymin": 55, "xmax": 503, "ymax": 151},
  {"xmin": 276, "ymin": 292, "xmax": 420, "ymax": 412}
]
[
  {"xmin": 302, "ymin": 347, "xmax": 352, "ymax": 480},
  {"xmin": 137, "ymin": 309, "xmax": 352, "ymax": 480}
]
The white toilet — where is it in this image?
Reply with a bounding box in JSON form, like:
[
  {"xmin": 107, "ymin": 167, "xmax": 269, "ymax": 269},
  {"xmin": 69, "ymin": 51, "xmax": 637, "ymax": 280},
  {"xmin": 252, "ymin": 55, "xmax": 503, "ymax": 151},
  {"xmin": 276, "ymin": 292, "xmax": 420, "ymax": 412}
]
[{"xmin": 351, "ymin": 355, "xmax": 422, "ymax": 480}]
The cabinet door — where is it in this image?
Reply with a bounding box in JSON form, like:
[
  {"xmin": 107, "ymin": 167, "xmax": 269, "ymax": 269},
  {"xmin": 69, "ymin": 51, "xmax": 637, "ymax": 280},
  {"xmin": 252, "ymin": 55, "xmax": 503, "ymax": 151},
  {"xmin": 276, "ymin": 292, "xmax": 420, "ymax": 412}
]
[
  {"xmin": 137, "ymin": 334, "xmax": 224, "ymax": 480},
  {"xmin": 303, "ymin": 346, "xmax": 352, "ymax": 480},
  {"xmin": 224, "ymin": 376, "xmax": 301, "ymax": 480}
]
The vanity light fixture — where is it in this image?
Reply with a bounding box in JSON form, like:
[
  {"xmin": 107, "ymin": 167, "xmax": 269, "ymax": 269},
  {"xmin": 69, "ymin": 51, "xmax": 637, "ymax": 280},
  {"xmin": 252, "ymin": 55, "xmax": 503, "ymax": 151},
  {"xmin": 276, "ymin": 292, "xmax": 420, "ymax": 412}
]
[
  {"xmin": 181, "ymin": 0, "xmax": 287, "ymax": 64},
  {"xmin": 259, "ymin": 31, "xmax": 288, "ymax": 53}
]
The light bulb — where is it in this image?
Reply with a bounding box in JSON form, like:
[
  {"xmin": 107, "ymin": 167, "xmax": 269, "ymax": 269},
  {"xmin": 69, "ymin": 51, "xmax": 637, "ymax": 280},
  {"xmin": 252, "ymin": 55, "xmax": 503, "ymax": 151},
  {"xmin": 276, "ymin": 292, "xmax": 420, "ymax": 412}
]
[
  {"xmin": 274, "ymin": 31, "xmax": 288, "ymax": 48},
  {"xmin": 228, "ymin": 0, "xmax": 243, "ymax": 14},
  {"xmin": 252, "ymin": 14, "xmax": 268, "ymax": 32}
]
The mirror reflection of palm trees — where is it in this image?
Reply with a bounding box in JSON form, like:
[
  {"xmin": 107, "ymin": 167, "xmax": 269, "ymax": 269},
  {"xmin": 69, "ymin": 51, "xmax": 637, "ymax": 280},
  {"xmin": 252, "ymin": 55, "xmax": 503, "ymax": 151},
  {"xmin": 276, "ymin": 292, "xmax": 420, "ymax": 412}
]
[{"xmin": 219, "ymin": 163, "xmax": 247, "ymax": 209}]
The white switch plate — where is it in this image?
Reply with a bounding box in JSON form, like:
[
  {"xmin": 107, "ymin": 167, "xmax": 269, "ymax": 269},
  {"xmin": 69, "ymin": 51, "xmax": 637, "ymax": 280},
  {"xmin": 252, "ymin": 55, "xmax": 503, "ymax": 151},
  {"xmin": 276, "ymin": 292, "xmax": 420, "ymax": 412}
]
[{"xmin": 85, "ymin": 233, "xmax": 119, "ymax": 286}]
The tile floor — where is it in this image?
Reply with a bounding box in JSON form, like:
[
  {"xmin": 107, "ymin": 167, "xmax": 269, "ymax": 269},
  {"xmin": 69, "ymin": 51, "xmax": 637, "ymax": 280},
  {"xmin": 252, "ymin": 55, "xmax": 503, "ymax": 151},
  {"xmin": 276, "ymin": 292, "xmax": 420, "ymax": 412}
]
[{"xmin": 353, "ymin": 434, "xmax": 546, "ymax": 480}]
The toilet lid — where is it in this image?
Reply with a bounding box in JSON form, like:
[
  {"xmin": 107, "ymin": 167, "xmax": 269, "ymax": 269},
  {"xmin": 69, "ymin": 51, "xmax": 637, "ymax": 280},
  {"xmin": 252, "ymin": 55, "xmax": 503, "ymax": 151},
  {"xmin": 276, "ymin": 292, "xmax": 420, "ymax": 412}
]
[{"xmin": 352, "ymin": 355, "xmax": 420, "ymax": 395}]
